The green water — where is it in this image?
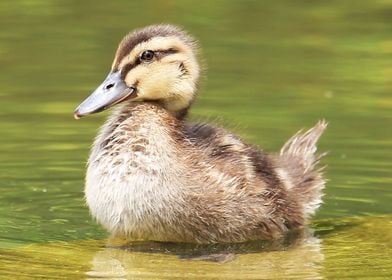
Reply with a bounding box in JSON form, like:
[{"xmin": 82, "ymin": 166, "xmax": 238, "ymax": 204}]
[{"xmin": 0, "ymin": 0, "xmax": 391, "ymax": 278}]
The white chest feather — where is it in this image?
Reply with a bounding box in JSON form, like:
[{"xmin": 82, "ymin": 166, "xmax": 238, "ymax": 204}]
[{"xmin": 84, "ymin": 107, "xmax": 184, "ymax": 239}]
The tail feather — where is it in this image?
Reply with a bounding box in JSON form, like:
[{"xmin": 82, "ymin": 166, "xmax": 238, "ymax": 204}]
[
  {"xmin": 278, "ymin": 120, "xmax": 328, "ymax": 218},
  {"xmin": 280, "ymin": 120, "xmax": 328, "ymax": 172}
]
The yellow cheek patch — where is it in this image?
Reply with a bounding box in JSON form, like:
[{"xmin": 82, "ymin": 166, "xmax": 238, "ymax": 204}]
[{"xmin": 124, "ymin": 62, "xmax": 179, "ymax": 100}]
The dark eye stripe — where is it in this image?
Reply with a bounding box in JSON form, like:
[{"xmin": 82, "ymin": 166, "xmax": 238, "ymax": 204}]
[
  {"xmin": 119, "ymin": 48, "xmax": 179, "ymax": 79},
  {"xmin": 153, "ymin": 48, "xmax": 178, "ymax": 59},
  {"xmin": 120, "ymin": 61, "xmax": 140, "ymax": 79},
  {"xmin": 158, "ymin": 48, "xmax": 178, "ymax": 55}
]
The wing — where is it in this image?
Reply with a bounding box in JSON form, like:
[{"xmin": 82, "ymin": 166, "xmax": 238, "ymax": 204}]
[
  {"xmin": 184, "ymin": 123, "xmax": 244, "ymax": 157},
  {"xmin": 184, "ymin": 123, "xmax": 274, "ymax": 189}
]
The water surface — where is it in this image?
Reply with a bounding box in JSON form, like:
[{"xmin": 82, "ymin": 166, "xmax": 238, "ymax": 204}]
[{"xmin": 0, "ymin": 0, "xmax": 391, "ymax": 278}]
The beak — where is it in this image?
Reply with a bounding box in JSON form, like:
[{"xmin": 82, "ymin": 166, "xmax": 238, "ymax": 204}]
[{"xmin": 74, "ymin": 71, "xmax": 135, "ymax": 119}]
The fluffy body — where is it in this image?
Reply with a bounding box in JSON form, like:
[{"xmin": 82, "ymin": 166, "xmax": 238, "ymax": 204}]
[
  {"xmin": 81, "ymin": 24, "xmax": 327, "ymax": 243},
  {"xmin": 86, "ymin": 102, "xmax": 326, "ymax": 243}
]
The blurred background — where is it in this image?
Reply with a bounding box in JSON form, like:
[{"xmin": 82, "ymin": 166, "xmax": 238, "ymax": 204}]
[{"xmin": 0, "ymin": 0, "xmax": 391, "ymax": 278}]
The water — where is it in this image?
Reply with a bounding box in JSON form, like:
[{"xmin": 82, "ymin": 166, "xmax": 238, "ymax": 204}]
[{"xmin": 0, "ymin": 0, "xmax": 391, "ymax": 278}]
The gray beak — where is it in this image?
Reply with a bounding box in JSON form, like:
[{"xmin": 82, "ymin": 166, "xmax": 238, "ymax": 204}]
[{"xmin": 74, "ymin": 71, "xmax": 135, "ymax": 119}]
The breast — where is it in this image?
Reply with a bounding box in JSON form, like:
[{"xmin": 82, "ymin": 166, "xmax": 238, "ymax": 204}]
[{"xmin": 84, "ymin": 105, "xmax": 186, "ymax": 239}]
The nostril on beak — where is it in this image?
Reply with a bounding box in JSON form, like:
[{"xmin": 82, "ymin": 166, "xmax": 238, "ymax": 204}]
[{"xmin": 105, "ymin": 83, "xmax": 115, "ymax": 90}]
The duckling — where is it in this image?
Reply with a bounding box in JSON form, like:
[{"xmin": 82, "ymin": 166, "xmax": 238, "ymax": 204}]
[{"xmin": 74, "ymin": 24, "xmax": 327, "ymax": 244}]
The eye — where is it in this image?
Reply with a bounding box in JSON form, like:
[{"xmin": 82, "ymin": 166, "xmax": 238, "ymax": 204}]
[{"xmin": 140, "ymin": 50, "xmax": 155, "ymax": 62}]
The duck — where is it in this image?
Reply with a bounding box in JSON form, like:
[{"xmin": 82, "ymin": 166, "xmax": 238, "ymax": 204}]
[{"xmin": 74, "ymin": 24, "xmax": 327, "ymax": 244}]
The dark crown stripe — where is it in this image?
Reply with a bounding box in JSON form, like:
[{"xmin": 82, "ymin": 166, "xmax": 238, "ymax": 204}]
[{"xmin": 114, "ymin": 25, "xmax": 182, "ymax": 70}]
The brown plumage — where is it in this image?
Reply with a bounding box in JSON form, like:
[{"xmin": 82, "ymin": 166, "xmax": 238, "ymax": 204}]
[{"xmin": 74, "ymin": 24, "xmax": 327, "ymax": 243}]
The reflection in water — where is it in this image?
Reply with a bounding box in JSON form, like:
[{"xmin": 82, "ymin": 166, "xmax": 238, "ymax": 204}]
[
  {"xmin": 87, "ymin": 230, "xmax": 323, "ymax": 279},
  {"xmin": 1, "ymin": 216, "xmax": 390, "ymax": 279}
]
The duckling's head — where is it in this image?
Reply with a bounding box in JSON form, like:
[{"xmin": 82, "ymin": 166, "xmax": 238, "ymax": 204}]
[{"xmin": 74, "ymin": 24, "xmax": 200, "ymax": 119}]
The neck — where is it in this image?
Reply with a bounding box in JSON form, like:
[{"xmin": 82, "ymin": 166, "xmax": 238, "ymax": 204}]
[
  {"xmin": 91, "ymin": 102, "xmax": 183, "ymax": 158},
  {"xmin": 122, "ymin": 99, "xmax": 192, "ymax": 120},
  {"xmin": 161, "ymin": 97, "xmax": 192, "ymax": 119}
]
